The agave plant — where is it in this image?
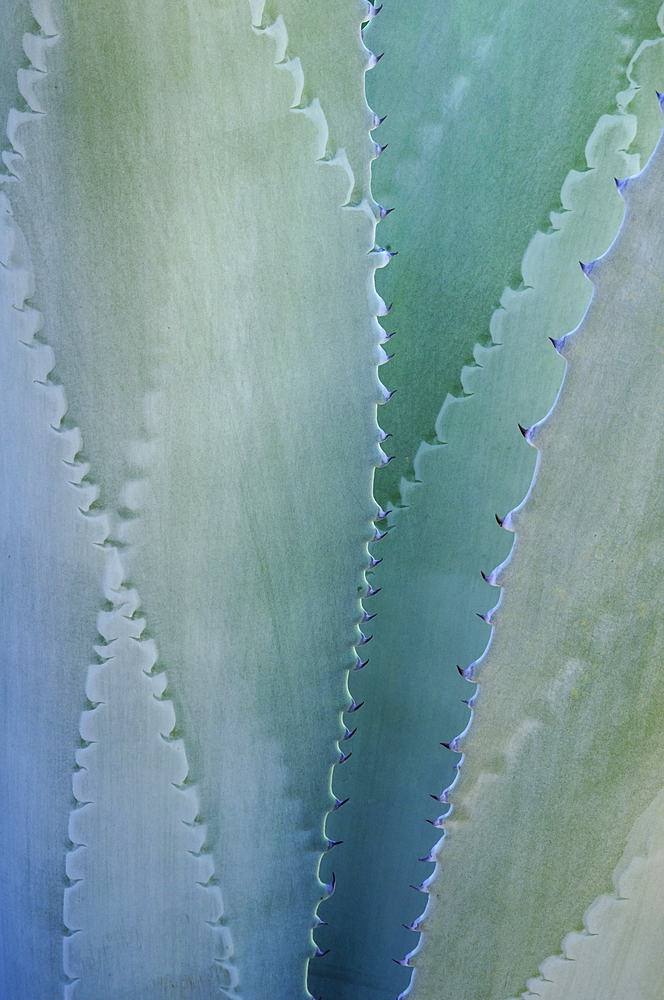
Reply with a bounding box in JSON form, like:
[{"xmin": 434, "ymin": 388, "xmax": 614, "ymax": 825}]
[{"xmin": 3, "ymin": 0, "xmax": 664, "ymax": 998}]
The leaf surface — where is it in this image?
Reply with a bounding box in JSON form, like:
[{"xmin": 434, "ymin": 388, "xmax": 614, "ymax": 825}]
[
  {"xmin": 3, "ymin": 0, "xmax": 384, "ymax": 996},
  {"xmin": 409, "ymin": 98, "xmax": 664, "ymax": 1000},
  {"xmin": 309, "ymin": 31, "xmax": 664, "ymax": 1000}
]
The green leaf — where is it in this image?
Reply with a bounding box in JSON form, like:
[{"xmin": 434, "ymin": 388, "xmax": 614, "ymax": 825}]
[
  {"xmin": 366, "ymin": 0, "xmax": 664, "ymax": 503},
  {"xmin": 2, "ymin": 1, "xmax": 384, "ymax": 996},
  {"xmin": 409, "ymin": 98, "xmax": 664, "ymax": 1000},
  {"xmin": 310, "ymin": 23, "xmax": 664, "ymax": 1000}
]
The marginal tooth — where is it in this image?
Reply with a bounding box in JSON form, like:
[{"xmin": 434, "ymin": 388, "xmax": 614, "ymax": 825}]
[
  {"xmin": 615, "ymin": 176, "xmax": 628, "ymax": 198},
  {"xmin": 440, "ymin": 738, "xmax": 462, "ymax": 752},
  {"xmin": 367, "ymin": 51, "xmax": 385, "ymax": 70}
]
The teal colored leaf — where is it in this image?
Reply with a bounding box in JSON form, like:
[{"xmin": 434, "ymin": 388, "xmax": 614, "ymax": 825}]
[
  {"xmin": 366, "ymin": 0, "xmax": 664, "ymax": 503},
  {"xmin": 309, "ymin": 30, "xmax": 664, "ymax": 1000},
  {"xmin": 408, "ymin": 98, "xmax": 664, "ymax": 1000}
]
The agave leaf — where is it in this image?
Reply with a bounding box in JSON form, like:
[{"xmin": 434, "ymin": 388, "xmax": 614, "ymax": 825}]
[
  {"xmin": 513, "ymin": 788, "xmax": 664, "ymax": 1000},
  {"xmin": 4, "ymin": 0, "xmax": 383, "ymax": 996},
  {"xmin": 365, "ymin": 0, "xmax": 664, "ymax": 503},
  {"xmin": 407, "ymin": 102, "xmax": 664, "ymax": 1000},
  {"xmin": 308, "ymin": 24, "xmax": 664, "ymax": 1000},
  {"xmin": 0, "ymin": 191, "xmax": 107, "ymax": 999}
]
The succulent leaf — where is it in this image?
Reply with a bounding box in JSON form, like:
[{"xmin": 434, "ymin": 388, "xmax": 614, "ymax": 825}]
[
  {"xmin": 409, "ymin": 86, "xmax": 664, "ymax": 1000},
  {"xmin": 309, "ymin": 26, "xmax": 664, "ymax": 1000},
  {"xmin": 365, "ymin": 0, "xmax": 664, "ymax": 503},
  {"xmin": 2, "ymin": 0, "xmax": 382, "ymax": 996}
]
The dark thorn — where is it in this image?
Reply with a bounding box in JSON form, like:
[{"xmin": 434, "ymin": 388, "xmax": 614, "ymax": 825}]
[
  {"xmin": 369, "ymin": 555, "xmax": 383, "ymax": 568},
  {"xmin": 334, "ymin": 797, "xmax": 349, "ymax": 810},
  {"xmin": 410, "ymin": 882, "xmax": 428, "ymax": 893},
  {"xmin": 461, "ymin": 697, "xmax": 473, "ymax": 707},
  {"xmin": 384, "ymin": 302, "xmax": 393, "ymax": 313},
  {"xmin": 327, "ymin": 839, "xmax": 343, "ymax": 851},
  {"xmin": 441, "ymin": 741, "xmax": 460, "ymax": 752},
  {"xmin": 352, "ymin": 656, "xmax": 369, "ymax": 670},
  {"xmin": 403, "ymin": 922, "xmax": 419, "ymax": 932},
  {"xmin": 347, "ymin": 699, "xmax": 364, "ymax": 712},
  {"xmin": 379, "ymin": 144, "xmax": 388, "ymax": 153},
  {"xmin": 372, "ymin": 527, "xmax": 387, "ymax": 542},
  {"xmin": 419, "ymin": 855, "xmax": 433, "ymax": 863},
  {"xmin": 579, "ymin": 259, "xmax": 595, "ymax": 278},
  {"xmin": 481, "ymin": 570, "xmax": 488, "ymax": 582},
  {"xmin": 326, "ymin": 873, "xmax": 336, "ymax": 896},
  {"xmin": 390, "ymin": 250, "xmax": 398, "ymax": 256},
  {"xmin": 378, "ymin": 114, "xmax": 387, "ymax": 123},
  {"xmin": 456, "ymin": 664, "xmax": 464, "ymax": 675},
  {"xmin": 383, "ymin": 389, "xmax": 397, "ymax": 401},
  {"xmin": 393, "ymin": 958, "xmax": 409, "ymax": 966},
  {"xmin": 361, "ymin": 610, "xmax": 377, "ymax": 622},
  {"xmin": 366, "ymin": 585, "xmax": 382, "ymax": 597},
  {"xmin": 315, "ymin": 947, "xmax": 330, "ymax": 957},
  {"xmin": 385, "ymin": 353, "xmax": 395, "ymax": 361},
  {"xmin": 374, "ymin": 3, "xmax": 383, "ymax": 13},
  {"xmin": 615, "ymin": 177, "xmax": 628, "ymax": 195},
  {"xmin": 342, "ymin": 726, "xmax": 357, "ymax": 741},
  {"xmin": 357, "ymin": 632, "xmax": 373, "ymax": 645},
  {"xmin": 379, "ymin": 431, "xmax": 393, "ymax": 440},
  {"xmin": 430, "ymin": 793, "xmax": 446, "ymax": 802},
  {"xmin": 375, "ymin": 52, "xmax": 384, "ymax": 62},
  {"xmin": 338, "ymin": 750, "xmax": 352, "ymax": 763},
  {"xmin": 381, "ymin": 455, "xmax": 394, "ymax": 466},
  {"xmin": 518, "ymin": 423, "xmax": 528, "ymax": 438},
  {"xmin": 476, "ymin": 612, "xmax": 489, "ymax": 622},
  {"xmin": 495, "ymin": 513, "xmax": 504, "ymax": 526},
  {"xmin": 315, "ymin": 918, "xmax": 328, "ymax": 927},
  {"xmin": 384, "ymin": 330, "xmax": 396, "ymax": 339}
]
